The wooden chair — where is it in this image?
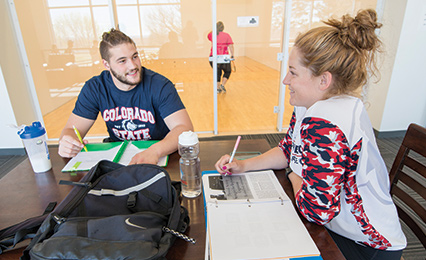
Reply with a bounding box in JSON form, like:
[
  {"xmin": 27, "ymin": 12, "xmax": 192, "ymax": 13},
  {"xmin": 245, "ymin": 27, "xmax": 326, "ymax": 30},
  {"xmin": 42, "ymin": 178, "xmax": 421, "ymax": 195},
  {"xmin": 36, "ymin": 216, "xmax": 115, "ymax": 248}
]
[{"xmin": 389, "ymin": 123, "xmax": 426, "ymax": 249}]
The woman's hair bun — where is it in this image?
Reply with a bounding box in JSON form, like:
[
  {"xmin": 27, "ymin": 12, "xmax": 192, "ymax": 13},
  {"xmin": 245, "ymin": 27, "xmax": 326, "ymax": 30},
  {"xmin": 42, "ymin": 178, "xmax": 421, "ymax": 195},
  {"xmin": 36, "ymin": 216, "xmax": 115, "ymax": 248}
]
[{"xmin": 325, "ymin": 9, "xmax": 382, "ymax": 51}]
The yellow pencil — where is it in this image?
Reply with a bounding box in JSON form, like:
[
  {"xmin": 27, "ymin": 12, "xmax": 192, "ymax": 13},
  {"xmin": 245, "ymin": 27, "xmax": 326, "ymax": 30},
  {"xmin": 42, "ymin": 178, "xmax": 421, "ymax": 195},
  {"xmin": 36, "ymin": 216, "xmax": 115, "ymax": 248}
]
[{"xmin": 73, "ymin": 125, "xmax": 88, "ymax": 152}]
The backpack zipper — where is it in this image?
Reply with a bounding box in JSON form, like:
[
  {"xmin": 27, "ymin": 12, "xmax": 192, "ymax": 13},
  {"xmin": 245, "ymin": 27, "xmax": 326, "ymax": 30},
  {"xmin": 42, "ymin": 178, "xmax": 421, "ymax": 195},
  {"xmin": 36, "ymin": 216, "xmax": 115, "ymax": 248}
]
[
  {"xmin": 51, "ymin": 214, "xmax": 67, "ymax": 225},
  {"xmin": 162, "ymin": 226, "xmax": 196, "ymax": 244},
  {"xmin": 59, "ymin": 180, "xmax": 92, "ymax": 188}
]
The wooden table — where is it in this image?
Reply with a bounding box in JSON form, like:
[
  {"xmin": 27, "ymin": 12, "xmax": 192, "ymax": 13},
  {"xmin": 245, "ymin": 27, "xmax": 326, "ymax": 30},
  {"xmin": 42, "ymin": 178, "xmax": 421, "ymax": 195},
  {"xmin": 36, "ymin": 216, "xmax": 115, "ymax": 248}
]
[{"xmin": 0, "ymin": 139, "xmax": 344, "ymax": 260}]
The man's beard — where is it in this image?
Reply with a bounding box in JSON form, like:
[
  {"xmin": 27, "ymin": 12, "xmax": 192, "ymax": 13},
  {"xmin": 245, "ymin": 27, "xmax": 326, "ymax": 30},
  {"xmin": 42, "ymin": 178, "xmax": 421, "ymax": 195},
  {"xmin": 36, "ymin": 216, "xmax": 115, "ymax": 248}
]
[{"xmin": 110, "ymin": 67, "xmax": 142, "ymax": 86}]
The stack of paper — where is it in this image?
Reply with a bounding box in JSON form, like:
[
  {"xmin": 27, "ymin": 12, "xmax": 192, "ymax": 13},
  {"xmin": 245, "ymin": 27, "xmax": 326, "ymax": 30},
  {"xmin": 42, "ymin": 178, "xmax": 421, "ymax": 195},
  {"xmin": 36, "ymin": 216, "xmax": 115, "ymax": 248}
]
[
  {"xmin": 62, "ymin": 140, "xmax": 168, "ymax": 172},
  {"xmin": 202, "ymin": 170, "xmax": 321, "ymax": 260}
]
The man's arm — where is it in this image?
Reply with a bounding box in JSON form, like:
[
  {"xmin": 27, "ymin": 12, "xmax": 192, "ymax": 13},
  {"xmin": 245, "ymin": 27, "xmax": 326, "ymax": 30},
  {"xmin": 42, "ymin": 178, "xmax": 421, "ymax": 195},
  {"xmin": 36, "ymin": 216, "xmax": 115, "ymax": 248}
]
[
  {"xmin": 129, "ymin": 109, "xmax": 194, "ymax": 165},
  {"xmin": 58, "ymin": 113, "xmax": 95, "ymax": 158}
]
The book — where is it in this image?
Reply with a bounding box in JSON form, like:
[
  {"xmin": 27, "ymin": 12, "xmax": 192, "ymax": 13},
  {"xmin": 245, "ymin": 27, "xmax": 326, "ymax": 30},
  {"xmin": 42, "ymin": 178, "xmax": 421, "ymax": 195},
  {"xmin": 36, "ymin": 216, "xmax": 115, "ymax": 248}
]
[
  {"xmin": 61, "ymin": 140, "xmax": 168, "ymax": 172},
  {"xmin": 202, "ymin": 170, "xmax": 321, "ymax": 260},
  {"xmin": 233, "ymin": 151, "xmax": 261, "ymax": 160}
]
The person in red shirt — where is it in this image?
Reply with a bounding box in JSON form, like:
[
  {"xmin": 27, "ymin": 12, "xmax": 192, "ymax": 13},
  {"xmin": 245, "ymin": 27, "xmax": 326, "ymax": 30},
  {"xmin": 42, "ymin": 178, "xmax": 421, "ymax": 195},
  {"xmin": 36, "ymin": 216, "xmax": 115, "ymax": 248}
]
[{"xmin": 208, "ymin": 21, "xmax": 234, "ymax": 93}]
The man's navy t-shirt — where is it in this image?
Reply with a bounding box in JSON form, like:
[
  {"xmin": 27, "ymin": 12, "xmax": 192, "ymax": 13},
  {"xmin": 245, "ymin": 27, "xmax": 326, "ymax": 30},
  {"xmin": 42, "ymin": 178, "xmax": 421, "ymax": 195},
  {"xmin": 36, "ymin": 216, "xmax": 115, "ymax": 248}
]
[{"xmin": 73, "ymin": 67, "xmax": 185, "ymax": 141}]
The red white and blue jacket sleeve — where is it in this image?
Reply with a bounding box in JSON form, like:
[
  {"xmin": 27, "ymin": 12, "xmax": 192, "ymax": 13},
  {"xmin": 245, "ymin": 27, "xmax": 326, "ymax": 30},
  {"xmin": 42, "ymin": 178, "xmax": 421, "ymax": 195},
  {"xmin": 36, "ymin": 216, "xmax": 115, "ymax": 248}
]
[
  {"xmin": 281, "ymin": 116, "xmax": 351, "ymax": 225},
  {"xmin": 278, "ymin": 111, "xmax": 296, "ymax": 163}
]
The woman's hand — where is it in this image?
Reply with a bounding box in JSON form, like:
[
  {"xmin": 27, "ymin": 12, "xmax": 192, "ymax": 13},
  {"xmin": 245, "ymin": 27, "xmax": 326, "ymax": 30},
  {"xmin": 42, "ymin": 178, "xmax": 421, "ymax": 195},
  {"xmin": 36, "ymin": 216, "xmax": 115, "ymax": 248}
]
[
  {"xmin": 215, "ymin": 154, "xmax": 245, "ymax": 176},
  {"xmin": 215, "ymin": 147, "xmax": 289, "ymax": 176}
]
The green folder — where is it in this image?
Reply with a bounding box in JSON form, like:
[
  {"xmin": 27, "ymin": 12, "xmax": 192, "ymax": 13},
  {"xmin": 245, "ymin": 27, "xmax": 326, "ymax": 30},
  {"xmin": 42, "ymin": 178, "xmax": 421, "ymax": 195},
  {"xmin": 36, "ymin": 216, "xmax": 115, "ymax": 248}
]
[{"xmin": 61, "ymin": 140, "xmax": 168, "ymax": 172}]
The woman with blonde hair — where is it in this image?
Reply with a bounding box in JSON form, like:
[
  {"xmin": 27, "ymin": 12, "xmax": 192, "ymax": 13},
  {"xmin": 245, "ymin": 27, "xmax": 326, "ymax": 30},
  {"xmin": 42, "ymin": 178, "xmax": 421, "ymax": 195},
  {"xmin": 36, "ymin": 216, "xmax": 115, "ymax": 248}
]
[{"xmin": 215, "ymin": 9, "xmax": 406, "ymax": 260}]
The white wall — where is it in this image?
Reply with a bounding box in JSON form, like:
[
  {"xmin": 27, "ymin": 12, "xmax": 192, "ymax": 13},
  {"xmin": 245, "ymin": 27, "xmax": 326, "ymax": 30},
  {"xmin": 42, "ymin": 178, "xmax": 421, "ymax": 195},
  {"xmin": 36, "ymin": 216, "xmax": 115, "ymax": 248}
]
[
  {"xmin": 381, "ymin": 0, "xmax": 426, "ymax": 130},
  {"xmin": 1, "ymin": 0, "xmax": 39, "ymax": 152},
  {"xmin": 0, "ymin": 64, "xmax": 24, "ymax": 149},
  {"xmin": 367, "ymin": 0, "xmax": 426, "ymax": 131}
]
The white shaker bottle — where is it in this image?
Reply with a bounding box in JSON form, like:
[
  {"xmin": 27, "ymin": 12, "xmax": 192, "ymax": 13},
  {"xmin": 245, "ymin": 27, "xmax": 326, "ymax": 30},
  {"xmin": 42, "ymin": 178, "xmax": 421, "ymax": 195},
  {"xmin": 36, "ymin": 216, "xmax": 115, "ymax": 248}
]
[
  {"xmin": 18, "ymin": 121, "xmax": 52, "ymax": 173},
  {"xmin": 178, "ymin": 131, "xmax": 201, "ymax": 198}
]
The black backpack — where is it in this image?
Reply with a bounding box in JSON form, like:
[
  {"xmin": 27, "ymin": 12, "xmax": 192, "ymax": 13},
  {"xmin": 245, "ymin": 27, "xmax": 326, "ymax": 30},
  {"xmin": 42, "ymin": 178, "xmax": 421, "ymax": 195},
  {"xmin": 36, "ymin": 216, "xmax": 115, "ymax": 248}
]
[{"xmin": 11, "ymin": 160, "xmax": 192, "ymax": 260}]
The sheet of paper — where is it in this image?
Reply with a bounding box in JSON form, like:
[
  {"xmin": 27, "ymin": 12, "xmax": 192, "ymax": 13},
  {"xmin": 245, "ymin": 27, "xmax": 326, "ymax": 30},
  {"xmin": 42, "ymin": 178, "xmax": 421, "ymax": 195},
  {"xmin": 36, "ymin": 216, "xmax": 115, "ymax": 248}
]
[
  {"xmin": 202, "ymin": 170, "xmax": 290, "ymax": 203},
  {"xmin": 61, "ymin": 145, "xmax": 121, "ymax": 172},
  {"xmin": 118, "ymin": 143, "xmax": 167, "ymax": 167},
  {"xmin": 207, "ymin": 201, "xmax": 320, "ymax": 260}
]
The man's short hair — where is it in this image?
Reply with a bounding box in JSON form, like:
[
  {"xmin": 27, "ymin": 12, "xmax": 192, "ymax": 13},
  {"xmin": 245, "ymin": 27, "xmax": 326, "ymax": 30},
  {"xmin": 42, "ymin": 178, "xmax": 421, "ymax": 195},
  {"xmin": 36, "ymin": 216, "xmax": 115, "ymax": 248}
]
[{"xmin": 99, "ymin": 28, "xmax": 136, "ymax": 61}]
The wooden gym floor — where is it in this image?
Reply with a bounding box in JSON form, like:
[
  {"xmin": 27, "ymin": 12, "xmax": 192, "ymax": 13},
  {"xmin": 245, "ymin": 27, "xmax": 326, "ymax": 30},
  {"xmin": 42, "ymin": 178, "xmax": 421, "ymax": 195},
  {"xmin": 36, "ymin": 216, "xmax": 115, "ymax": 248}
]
[{"xmin": 43, "ymin": 57, "xmax": 293, "ymax": 141}]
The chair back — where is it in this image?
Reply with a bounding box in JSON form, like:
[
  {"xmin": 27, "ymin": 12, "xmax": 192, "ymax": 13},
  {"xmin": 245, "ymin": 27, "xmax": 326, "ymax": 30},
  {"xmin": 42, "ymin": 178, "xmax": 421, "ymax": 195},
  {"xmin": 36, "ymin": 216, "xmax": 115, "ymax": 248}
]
[{"xmin": 389, "ymin": 123, "xmax": 426, "ymax": 249}]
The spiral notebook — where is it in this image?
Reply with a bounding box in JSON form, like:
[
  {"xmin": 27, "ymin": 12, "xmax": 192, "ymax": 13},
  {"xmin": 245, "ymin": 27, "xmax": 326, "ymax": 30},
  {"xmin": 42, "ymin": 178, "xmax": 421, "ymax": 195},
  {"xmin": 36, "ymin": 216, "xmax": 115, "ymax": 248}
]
[{"xmin": 202, "ymin": 170, "xmax": 321, "ymax": 260}]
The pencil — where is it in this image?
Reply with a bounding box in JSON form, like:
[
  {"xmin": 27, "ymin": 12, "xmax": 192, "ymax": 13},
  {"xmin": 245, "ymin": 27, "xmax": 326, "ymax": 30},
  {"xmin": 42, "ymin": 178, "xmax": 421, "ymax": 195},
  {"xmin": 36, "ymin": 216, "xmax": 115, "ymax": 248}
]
[{"xmin": 73, "ymin": 125, "xmax": 88, "ymax": 152}]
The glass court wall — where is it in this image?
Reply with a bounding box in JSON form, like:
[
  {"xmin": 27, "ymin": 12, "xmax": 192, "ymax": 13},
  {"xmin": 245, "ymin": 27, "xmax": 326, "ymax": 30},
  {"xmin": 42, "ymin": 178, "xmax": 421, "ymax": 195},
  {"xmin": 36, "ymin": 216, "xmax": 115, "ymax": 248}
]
[{"xmin": 12, "ymin": 0, "xmax": 376, "ymax": 140}]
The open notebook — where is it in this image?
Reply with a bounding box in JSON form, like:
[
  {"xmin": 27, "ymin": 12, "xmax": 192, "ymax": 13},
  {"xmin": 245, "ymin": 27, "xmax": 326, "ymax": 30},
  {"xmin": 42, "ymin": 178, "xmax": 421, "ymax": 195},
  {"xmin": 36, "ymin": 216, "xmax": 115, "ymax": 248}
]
[
  {"xmin": 62, "ymin": 140, "xmax": 168, "ymax": 172},
  {"xmin": 202, "ymin": 170, "xmax": 321, "ymax": 260}
]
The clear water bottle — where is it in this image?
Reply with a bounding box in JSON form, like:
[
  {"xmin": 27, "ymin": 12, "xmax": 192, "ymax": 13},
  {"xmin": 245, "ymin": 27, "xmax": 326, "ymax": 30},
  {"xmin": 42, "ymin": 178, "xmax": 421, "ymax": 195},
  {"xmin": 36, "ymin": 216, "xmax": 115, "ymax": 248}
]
[
  {"xmin": 178, "ymin": 131, "xmax": 201, "ymax": 198},
  {"xmin": 17, "ymin": 121, "xmax": 52, "ymax": 173}
]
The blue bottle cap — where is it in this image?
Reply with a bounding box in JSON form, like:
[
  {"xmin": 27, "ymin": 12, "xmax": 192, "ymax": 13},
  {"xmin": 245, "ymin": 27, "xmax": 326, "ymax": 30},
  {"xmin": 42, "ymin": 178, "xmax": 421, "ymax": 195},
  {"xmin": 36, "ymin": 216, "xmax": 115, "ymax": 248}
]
[{"xmin": 18, "ymin": 121, "xmax": 46, "ymax": 139}]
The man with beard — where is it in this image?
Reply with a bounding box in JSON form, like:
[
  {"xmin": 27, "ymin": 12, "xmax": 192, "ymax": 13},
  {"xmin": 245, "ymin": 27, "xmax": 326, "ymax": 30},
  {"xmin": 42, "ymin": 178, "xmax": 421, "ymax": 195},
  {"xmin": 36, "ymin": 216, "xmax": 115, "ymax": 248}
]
[{"xmin": 58, "ymin": 29, "xmax": 193, "ymax": 165}]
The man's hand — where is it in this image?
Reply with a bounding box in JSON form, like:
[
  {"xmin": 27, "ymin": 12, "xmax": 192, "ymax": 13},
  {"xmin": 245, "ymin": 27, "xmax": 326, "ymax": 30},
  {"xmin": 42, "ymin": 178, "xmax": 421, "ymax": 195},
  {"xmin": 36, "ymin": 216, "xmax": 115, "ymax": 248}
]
[
  {"xmin": 129, "ymin": 150, "xmax": 159, "ymax": 165},
  {"xmin": 58, "ymin": 114, "xmax": 95, "ymax": 158},
  {"xmin": 58, "ymin": 135, "xmax": 87, "ymax": 158},
  {"xmin": 128, "ymin": 109, "xmax": 193, "ymax": 165}
]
